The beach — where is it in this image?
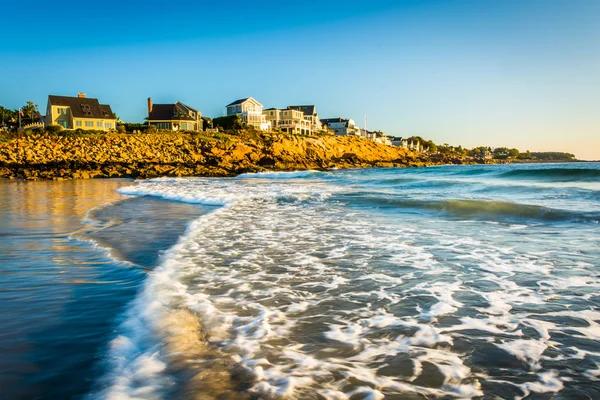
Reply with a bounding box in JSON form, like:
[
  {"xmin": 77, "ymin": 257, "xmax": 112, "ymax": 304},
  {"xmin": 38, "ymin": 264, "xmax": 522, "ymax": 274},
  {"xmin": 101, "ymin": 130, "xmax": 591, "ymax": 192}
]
[{"xmin": 1, "ymin": 163, "xmax": 599, "ymax": 399}]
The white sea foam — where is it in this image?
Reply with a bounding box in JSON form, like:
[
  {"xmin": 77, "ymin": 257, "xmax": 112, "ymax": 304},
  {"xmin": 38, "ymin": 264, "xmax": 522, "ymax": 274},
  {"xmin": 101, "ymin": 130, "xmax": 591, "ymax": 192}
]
[
  {"xmin": 515, "ymin": 371, "xmax": 564, "ymax": 399},
  {"xmin": 237, "ymin": 170, "xmax": 321, "ymax": 179},
  {"xmin": 496, "ymin": 339, "xmax": 548, "ymax": 370},
  {"xmin": 90, "ymin": 170, "xmax": 599, "ymax": 399},
  {"xmin": 117, "ymin": 183, "xmax": 230, "ymax": 206}
]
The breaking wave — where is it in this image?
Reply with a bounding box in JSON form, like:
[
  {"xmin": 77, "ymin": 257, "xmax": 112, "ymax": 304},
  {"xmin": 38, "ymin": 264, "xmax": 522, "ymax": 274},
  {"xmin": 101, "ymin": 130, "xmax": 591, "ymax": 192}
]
[
  {"xmin": 237, "ymin": 170, "xmax": 322, "ymax": 179},
  {"xmin": 499, "ymin": 166, "xmax": 600, "ymax": 182},
  {"xmin": 335, "ymin": 194, "xmax": 599, "ymax": 223}
]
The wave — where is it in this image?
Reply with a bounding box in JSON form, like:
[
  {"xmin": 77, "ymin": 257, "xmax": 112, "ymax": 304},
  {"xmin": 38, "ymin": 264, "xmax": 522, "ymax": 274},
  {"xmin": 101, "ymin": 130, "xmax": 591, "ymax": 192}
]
[
  {"xmin": 337, "ymin": 194, "xmax": 599, "ymax": 223},
  {"xmin": 90, "ymin": 210, "xmax": 243, "ymax": 399},
  {"xmin": 499, "ymin": 166, "xmax": 600, "ymax": 182},
  {"xmin": 117, "ymin": 184, "xmax": 230, "ymax": 206},
  {"xmin": 237, "ymin": 170, "xmax": 321, "ymax": 179}
]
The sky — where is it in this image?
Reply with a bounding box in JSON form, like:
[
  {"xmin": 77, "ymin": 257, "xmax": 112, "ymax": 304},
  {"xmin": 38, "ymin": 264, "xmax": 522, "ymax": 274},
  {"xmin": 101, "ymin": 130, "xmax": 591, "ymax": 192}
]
[{"xmin": 1, "ymin": 0, "xmax": 599, "ymax": 159}]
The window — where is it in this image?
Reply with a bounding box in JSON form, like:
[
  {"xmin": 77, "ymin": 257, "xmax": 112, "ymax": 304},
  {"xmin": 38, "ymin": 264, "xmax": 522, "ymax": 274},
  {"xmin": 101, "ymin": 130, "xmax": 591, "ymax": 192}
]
[
  {"xmin": 81, "ymin": 104, "xmax": 92, "ymax": 117},
  {"xmin": 58, "ymin": 120, "xmax": 68, "ymax": 128},
  {"xmin": 97, "ymin": 121, "xmax": 103, "ymax": 127},
  {"xmin": 76, "ymin": 120, "xmax": 82, "ymax": 127},
  {"xmin": 105, "ymin": 122, "xmax": 112, "ymax": 129},
  {"xmin": 85, "ymin": 121, "xmax": 94, "ymax": 127},
  {"xmin": 57, "ymin": 107, "xmax": 68, "ymax": 115}
]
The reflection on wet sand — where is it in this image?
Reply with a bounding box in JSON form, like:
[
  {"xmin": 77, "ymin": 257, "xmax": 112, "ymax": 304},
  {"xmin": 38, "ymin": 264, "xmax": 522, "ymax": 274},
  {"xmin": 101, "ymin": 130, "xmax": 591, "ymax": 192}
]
[{"xmin": 0, "ymin": 179, "xmax": 136, "ymax": 399}]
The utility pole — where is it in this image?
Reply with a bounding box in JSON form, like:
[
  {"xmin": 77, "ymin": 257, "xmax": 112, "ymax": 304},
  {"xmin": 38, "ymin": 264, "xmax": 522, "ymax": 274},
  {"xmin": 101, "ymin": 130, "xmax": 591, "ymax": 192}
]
[{"xmin": 15, "ymin": 108, "xmax": 21, "ymax": 178}]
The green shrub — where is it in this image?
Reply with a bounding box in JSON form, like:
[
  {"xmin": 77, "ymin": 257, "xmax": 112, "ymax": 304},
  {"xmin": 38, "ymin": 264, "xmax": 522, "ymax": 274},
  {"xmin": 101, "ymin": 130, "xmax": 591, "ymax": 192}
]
[
  {"xmin": 46, "ymin": 125, "xmax": 62, "ymax": 134},
  {"xmin": 117, "ymin": 125, "xmax": 126, "ymax": 134},
  {"xmin": 213, "ymin": 115, "xmax": 243, "ymax": 130}
]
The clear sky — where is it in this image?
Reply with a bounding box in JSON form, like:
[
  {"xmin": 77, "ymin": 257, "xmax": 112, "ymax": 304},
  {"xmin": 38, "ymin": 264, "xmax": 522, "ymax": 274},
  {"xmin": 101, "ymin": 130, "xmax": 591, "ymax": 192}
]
[{"xmin": 1, "ymin": 0, "xmax": 599, "ymax": 159}]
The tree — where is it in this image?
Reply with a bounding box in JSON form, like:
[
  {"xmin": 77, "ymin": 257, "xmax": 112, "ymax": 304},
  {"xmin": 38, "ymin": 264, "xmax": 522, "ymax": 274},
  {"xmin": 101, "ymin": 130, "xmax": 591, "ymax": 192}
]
[
  {"xmin": 213, "ymin": 115, "xmax": 243, "ymax": 130},
  {"xmin": 21, "ymin": 101, "xmax": 39, "ymax": 122},
  {"xmin": 508, "ymin": 148, "xmax": 520, "ymax": 158},
  {"xmin": 0, "ymin": 106, "xmax": 16, "ymax": 128},
  {"xmin": 425, "ymin": 140, "xmax": 437, "ymax": 154}
]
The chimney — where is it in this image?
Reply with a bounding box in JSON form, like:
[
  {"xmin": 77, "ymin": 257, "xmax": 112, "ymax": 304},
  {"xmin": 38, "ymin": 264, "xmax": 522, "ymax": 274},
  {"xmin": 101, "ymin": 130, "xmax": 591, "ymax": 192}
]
[
  {"xmin": 78, "ymin": 93, "xmax": 86, "ymax": 98},
  {"xmin": 147, "ymin": 97, "xmax": 153, "ymax": 115}
]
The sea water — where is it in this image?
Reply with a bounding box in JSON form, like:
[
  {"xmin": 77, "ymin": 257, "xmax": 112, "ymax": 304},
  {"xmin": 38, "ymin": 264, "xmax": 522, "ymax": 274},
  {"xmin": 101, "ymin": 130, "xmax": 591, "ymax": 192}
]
[{"xmin": 1, "ymin": 163, "xmax": 599, "ymax": 399}]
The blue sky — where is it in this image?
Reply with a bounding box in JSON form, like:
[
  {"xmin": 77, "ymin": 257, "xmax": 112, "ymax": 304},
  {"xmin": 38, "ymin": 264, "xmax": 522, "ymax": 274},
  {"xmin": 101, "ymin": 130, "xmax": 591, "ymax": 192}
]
[{"xmin": 1, "ymin": 0, "xmax": 599, "ymax": 159}]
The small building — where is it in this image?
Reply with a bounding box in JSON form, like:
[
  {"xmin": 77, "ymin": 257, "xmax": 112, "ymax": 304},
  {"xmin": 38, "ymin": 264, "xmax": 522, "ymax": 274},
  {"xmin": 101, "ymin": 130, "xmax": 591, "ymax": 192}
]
[
  {"xmin": 390, "ymin": 136, "xmax": 403, "ymax": 147},
  {"xmin": 390, "ymin": 137, "xmax": 421, "ymax": 151},
  {"xmin": 320, "ymin": 118, "xmax": 361, "ymax": 136},
  {"xmin": 147, "ymin": 98, "xmax": 203, "ymax": 131},
  {"xmin": 46, "ymin": 93, "xmax": 116, "ymax": 131},
  {"xmin": 476, "ymin": 149, "xmax": 493, "ymax": 160},
  {"xmin": 226, "ymin": 97, "xmax": 271, "ymax": 130}
]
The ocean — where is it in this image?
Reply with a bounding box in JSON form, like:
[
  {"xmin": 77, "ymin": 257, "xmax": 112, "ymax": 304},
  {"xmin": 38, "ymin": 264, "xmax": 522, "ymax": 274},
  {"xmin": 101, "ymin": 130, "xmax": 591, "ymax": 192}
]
[{"xmin": 0, "ymin": 163, "xmax": 599, "ymax": 399}]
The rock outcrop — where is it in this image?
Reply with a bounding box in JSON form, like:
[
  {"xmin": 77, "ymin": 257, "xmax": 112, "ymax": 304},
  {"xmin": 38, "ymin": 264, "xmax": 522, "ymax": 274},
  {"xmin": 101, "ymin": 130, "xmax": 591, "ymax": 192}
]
[{"xmin": 0, "ymin": 131, "xmax": 446, "ymax": 180}]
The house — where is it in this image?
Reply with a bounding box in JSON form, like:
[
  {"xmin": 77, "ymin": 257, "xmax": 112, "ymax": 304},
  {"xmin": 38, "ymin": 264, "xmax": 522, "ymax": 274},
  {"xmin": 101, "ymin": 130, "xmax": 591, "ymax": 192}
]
[
  {"xmin": 147, "ymin": 98, "xmax": 203, "ymax": 131},
  {"xmin": 263, "ymin": 105, "xmax": 322, "ymax": 135},
  {"xmin": 46, "ymin": 93, "xmax": 116, "ymax": 131},
  {"xmin": 226, "ymin": 97, "xmax": 271, "ymax": 130},
  {"xmin": 287, "ymin": 105, "xmax": 322, "ymax": 134},
  {"xmin": 391, "ymin": 138, "xmax": 422, "ymax": 152},
  {"xmin": 390, "ymin": 137, "xmax": 401, "ymax": 146},
  {"xmin": 320, "ymin": 118, "xmax": 361, "ymax": 136}
]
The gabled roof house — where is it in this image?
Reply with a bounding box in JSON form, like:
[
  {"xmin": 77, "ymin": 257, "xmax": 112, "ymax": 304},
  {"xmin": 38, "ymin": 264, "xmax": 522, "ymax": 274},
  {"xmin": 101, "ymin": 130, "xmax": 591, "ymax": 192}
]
[
  {"xmin": 147, "ymin": 98, "xmax": 203, "ymax": 131},
  {"xmin": 46, "ymin": 93, "xmax": 116, "ymax": 131},
  {"xmin": 225, "ymin": 97, "xmax": 271, "ymax": 130}
]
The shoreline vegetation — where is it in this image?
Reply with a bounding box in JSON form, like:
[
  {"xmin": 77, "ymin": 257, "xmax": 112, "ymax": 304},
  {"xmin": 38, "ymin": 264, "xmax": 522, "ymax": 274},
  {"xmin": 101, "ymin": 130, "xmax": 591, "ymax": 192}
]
[{"xmin": 0, "ymin": 128, "xmax": 581, "ymax": 180}]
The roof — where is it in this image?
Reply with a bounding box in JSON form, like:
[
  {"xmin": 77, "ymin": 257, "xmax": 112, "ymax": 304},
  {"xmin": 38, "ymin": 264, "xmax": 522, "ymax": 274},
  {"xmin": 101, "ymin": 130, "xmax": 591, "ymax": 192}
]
[
  {"xmin": 48, "ymin": 95, "xmax": 115, "ymax": 119},
  {"xmin": 288, "ymin": 105, "xmax": 316, "ymax": 115},
  {"xmin": 226, "ymin": 98, "xmax": 250, "ymax": 106},
  {"xmin": 226, "ymin": 97, "xmax": 262, "ymax": 107},
  {"xmin": 148, "ymin": 102, "xmax": 199, "ymax": 121},
  {"xmin": 321, "ymin": 117, "xmax": 347, "ymax": 124}
]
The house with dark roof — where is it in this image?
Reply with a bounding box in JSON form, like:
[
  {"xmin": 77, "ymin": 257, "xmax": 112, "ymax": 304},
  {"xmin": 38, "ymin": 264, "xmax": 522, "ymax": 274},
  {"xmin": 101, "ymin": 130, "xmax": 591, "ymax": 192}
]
[
  {"xmin": 225, "ymin": 97, "xmax": 271, "ymax": 130},
  {"xmin": 263, "ymin": 105, "xmax": 322, "ymax": 135},
  {"xmin": 147, "ymin": 98, "xmax": 203, "ymax": 131},
  {"xmin": 46, "ymin": 93, "xmax": 116, "ymax": 131},
  {"xmin": 320, "ymin": 118, "xmax": 361, "ymax": 136}
]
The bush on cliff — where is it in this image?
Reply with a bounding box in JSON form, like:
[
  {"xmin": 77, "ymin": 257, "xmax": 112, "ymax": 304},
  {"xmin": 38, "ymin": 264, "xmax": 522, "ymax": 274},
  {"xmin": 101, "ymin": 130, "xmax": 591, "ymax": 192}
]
[
  {"xmin": 213, "ymin": 115, "xmax": 243, "ymax": 130},
  {"xmin": 122, "ymin": 123, "xmax": 150, "ymax": 133},
  {"xmin": 46, "ymin": 125, "xmax": 62, "ymax": 134}
]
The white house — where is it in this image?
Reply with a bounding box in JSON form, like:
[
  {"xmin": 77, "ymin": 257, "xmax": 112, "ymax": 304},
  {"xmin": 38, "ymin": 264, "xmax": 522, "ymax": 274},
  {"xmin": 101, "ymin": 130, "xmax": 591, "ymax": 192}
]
[
  {"xmin": 226, "ymin": 97, "xmax": 271, "ymax": 130},
  {"xmin": 390, "ymin": 137, "xmax": 422, "ymax": 152},
  {"xmin": 320, "ymin": 118, "xmax": 361, "ymax": 136}
]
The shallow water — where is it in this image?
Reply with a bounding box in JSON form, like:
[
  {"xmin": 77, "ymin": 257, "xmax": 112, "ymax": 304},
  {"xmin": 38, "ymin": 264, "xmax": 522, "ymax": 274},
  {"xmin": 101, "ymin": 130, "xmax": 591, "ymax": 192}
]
[
  {"xmin": 0, "ymin": 180, "xmax": 212, "ymax": 399},
  {"xmin": 1, "ymin": 163, "xmax": 599, "ymax": 399}
]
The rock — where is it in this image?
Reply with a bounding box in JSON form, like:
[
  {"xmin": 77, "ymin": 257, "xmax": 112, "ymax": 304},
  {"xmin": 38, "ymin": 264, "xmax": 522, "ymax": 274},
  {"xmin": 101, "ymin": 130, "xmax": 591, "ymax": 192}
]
[{"xmin": 0, "ymin": 131, "xmax": 443, "ymax": 180}]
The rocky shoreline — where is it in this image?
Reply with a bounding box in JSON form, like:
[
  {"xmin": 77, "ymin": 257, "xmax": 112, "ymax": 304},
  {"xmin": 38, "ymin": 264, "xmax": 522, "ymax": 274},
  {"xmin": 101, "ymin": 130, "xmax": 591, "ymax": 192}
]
[{"xmin": 0, "ymin": 131, "xmax": 479, "ymax": 180}]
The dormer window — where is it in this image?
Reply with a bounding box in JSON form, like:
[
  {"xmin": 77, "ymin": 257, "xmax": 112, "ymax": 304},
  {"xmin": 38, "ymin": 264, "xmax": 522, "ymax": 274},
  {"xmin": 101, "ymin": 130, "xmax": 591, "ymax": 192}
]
[{"xmin": 80, "ymin": 104, "xmax": 92, "ymax": 116}]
